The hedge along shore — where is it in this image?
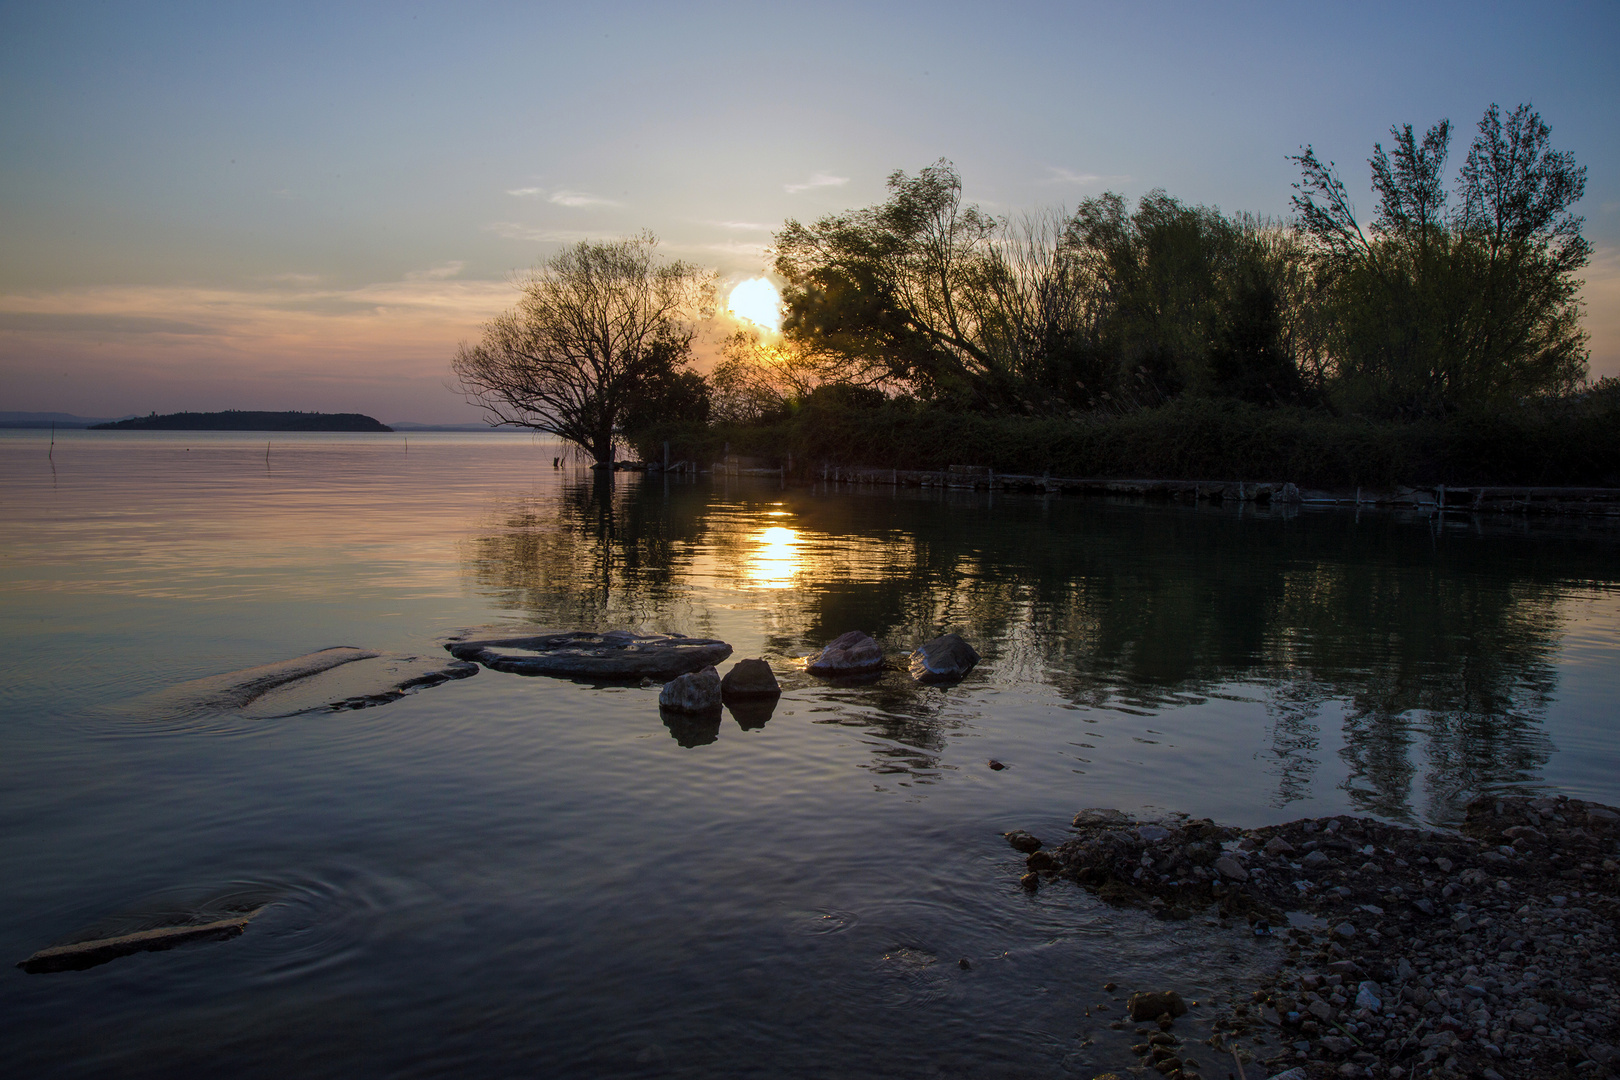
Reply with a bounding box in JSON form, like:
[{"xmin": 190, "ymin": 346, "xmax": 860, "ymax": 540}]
[
  {"xmin": 703, "ymin": 459, "xmax": 1620, "ymax": 519},
  {"xmin": 637, "ymin": 397, "xmax": 1620, "ymax": 493},
  {"xmin": 1012, "ymin": 795, "xmax": 1620, "ymax": 1080}
]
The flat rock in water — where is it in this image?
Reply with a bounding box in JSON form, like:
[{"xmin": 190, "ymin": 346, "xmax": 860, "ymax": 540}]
[
  {"xmin": 720, "ymin": 659, "xmax": 780, "ymax": 698},
  {"xmin": 19, "ymin": 909, "xmax": 264, "ymax": 973},
  {"xmin": 444, "ymin": 628, "xmax": 732, "ymax": 680},
  {"xmin": 804, "ymin": 631, "xmax": 884, "ymax": 675},
  {"xmin": 907, "ymin": 633, "xmax": 980, "ymax": 683},
  {"xmin": 659, "ymin": 666, "xmax": 722, "ymax": 714},
  {"xmin": 122, "ymin": 648, "xmax": 477, "ymax": 721}
]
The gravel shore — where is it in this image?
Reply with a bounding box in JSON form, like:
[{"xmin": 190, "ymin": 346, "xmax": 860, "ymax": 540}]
[{"xmin": 1015, "ymin": 793, "xmax": 1620, "ymax": 1080}]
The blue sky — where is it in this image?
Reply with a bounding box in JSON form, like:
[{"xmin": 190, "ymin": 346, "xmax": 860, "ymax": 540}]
[{"xmin": 2, "ymin": 0, "xmax": 1616, "ymax": 421}]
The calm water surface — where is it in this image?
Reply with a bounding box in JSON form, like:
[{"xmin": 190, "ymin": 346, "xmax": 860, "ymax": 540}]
[{"xmin": 3, "ymin": 430, "xmax": 1618, "ymax": 1078}]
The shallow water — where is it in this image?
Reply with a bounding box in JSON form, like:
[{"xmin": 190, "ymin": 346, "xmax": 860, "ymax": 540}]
[{"xmin": 3, "ymin": 429, "xmax": 1617, "ymax": 1077}]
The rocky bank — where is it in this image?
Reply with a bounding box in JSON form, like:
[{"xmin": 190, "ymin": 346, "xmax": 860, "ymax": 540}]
[{"xmin": 1015, "ymin": 794, "xmax": 1620, "ymax": 1080}]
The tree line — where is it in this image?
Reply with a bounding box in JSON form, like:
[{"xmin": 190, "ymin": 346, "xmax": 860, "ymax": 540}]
[{"xmin": 454, "ymin": 104, "xmax": 1598, "ymax": 466}]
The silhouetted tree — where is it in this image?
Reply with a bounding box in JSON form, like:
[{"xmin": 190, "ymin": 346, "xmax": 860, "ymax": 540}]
[
  {"xmin": 1290, "ymin": 103, "xmax": 1588, "ymax": 415},
  {"xmin": 453, "ymin": 234, "xmax": 715, "ymax": 464}
]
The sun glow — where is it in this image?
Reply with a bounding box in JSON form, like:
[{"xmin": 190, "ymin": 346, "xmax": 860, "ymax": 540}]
[
  {"xmin": 745, "ymin": 525, "xmax": 801, "ymax": 588},
  {"xmin": 727, "ymin": 278, "xmax": 782, "ymax": 333}
]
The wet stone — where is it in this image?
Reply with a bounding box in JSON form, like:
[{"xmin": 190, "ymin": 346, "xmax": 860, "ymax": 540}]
[
  {"xmin": 907, "ymin": 633, "xmax": 980, "ymax": 683},
  {"xmin": 1127, "ymin": 990, "xmax": 1187, "ymax": 1022},
  {"xmin": 719, "ymin": 658, "xmax": 780, "ymax": 699},
  {"xmin": 804, "ymin": 631, "xmax": 885, "ymax": 675},
  {"xmin": 658, "ymin": 666, "xmax": 722, "ymax": 714}
]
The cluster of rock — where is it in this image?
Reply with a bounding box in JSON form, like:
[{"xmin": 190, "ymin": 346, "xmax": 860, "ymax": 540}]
[
  {"xmin": 1011, "ymin": 795, "xmax": 1619, "ymax": 1080},
  {"xmin": 658, "ymin": 658, "xmax": 782, "ymax": 715},
  {"xmin": 802, "ymin": 631, "xmax": 980, "ymax": 683}
]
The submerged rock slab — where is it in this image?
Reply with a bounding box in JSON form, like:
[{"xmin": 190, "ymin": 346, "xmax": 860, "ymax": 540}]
[
  {"xmin": 133, "ymin": 647, "xmax": 379, "ymax": 716},
  {"xmin": 908, "ymin": 633, "xmax": 979, "ymax": 683},
  {"xmin": 444, "ymin": 629, "xmax": 732, "ymax": 680},
  {"xmin": 19, "ymin": 909, "xmax": 264, "ymax": 973},
  {"xmin": 805, "ymin": 631, "xmax": 884, "ymax": 675},
  {"xmin": 125, "ymin": 649, "xmax": 477, "ymax": 722},
  {"xmin": 242, "ymin": 654, "xmax": 478, "ymax": 717}
]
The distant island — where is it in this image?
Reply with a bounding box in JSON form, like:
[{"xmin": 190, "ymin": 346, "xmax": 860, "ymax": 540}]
[{"xmin": 91, "ymin": 410, "xmax": 393, "ymax": 432}]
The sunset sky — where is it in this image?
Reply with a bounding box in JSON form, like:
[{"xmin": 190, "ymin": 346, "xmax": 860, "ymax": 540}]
[{"xmin": 2, "ymin": 1, "xmax": 1616, "ymax": 423}]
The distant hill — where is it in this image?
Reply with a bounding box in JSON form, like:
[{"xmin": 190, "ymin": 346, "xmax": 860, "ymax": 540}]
[{"xmin": 91, "ymin": 410, "xmax": 393, "ymax": 432}]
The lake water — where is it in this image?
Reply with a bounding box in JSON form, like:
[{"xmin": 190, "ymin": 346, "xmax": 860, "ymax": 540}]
[{"xmin": 3, "ymin": 429, "xmax": 1618, "ymax": 1078}]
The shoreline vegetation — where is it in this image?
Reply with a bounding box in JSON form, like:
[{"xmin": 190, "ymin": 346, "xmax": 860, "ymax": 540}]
[
  {"xmin": 634, "ymin": 391, "xmax": 1620, "ymax": 493},
  {"xmin": 452, "ymin": 104, "xmax": 1619, "ymax": 492},
  {"xmin": 90, "ymin": 410, "xmax": 392, "ymax": 432}
]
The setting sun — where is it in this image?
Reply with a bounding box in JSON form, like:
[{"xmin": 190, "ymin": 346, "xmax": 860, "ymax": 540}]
[{"xmin": 727, "ymin": 278, "xmax": 782, "ymax": 333}]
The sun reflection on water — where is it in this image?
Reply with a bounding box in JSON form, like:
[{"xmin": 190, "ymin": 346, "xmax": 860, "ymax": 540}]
[{"xmin": 745, "ymin": 525, "xmax": 801, "ymax": 588}]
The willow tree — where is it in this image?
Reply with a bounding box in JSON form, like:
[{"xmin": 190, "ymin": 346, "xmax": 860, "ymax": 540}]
[{"xmin": 453, "ymin": 234, "xmax": 715, "ymax": 464}]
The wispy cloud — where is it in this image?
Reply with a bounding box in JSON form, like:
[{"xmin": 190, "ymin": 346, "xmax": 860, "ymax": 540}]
[
  {"xmin": 484, "ymin": 222, "xmax": 606, "ymax": 244},
  {"xmin": 0, "ymin": 312, "xmax": 216, "ymax": 336},
  {"xmin": 506, "ymin": 186, "xmax": 621, "ymax": 207},
  {"xmin": 784, "ymin": 171, "xmax": 849, "ymax": 194},
  {"xmin": 405, "ymin": 260, "xmax": 466, "ymax": 281},
  {"xmin": 548, "ymin": 189, "xmax": 618, "ymax": 207},
  {"xmin": 703, "ymin": 220, "xmax": 775, "ymax": 232},
  {"xmin": 266, "ymin": 272, "xmax": 321, "ymax": 285},
  {"xmin": 1037, "ymin": 167, "xmax": 1112, "ymax": 186},
  {"xmin": 700, "ymin": 241, "xmax": 770, "ymax": 257}
]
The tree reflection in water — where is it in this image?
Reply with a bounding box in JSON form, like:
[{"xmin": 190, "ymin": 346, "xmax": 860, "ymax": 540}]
[{"xmin": 461, "ymin": 475, "xmax": 1615, "ymax": 821}]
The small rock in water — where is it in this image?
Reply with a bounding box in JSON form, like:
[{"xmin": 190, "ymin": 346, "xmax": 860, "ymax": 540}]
[
  {"xmin": 1004, "ymin": 830, "xmax": 1042, "ymax": 853},
  {"xmin": 804, "ymin": 631, "xmax": 885, "ymax": 675},
  {"xmin": 1126, "ymin": 990, "xmax": 1187, "ymax": 1021},
  {"xmin": 719, "ymin": 658, "xmax": 780, "ymax": 698},
  {"xmin": 987, "ymin": 759, "xmax": 1007, "ymax": 771},
  {"xmin": 907, "ymin": 633, "xmax": 980, "ymax": 683},
  {"xmin": 658, "ymin": 666, "xmax": 722, "ymax": 713},
  {"xmin": 1073, "ymin": 808, "xmax": 1130, "ymax": 827}
]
